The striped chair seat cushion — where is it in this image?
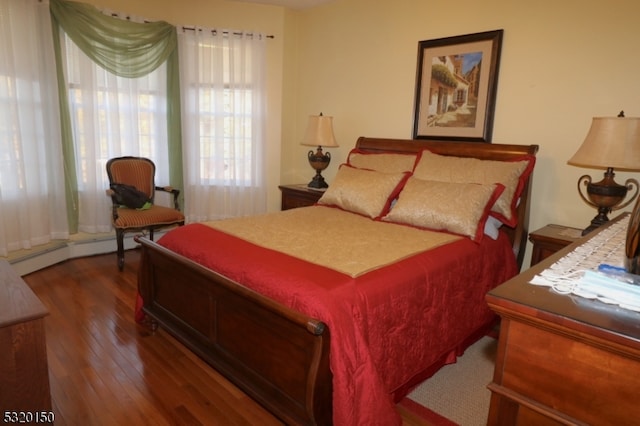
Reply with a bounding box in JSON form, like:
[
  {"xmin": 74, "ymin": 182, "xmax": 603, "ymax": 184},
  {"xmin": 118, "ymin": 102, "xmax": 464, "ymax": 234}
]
[{"xmin": 114, "ymin": 205, "xmax": 184, "ymax": 229}]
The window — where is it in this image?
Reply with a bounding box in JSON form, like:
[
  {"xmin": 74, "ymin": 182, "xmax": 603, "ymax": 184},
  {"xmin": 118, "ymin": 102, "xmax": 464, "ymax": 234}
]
[
  {"xmin": 0, "ymin": 0, "xmax": 69, "ymax": 254},
  {"xmin": 196, "ymin": 85, "xmax": 255, "ymax": 184},
  {"xmin": 62, "ymin": 35, "xmax": 170, "ymax": 232},
  {"xmin": 178, "ymin": 30, "xmax": 267, "ymax": 220}
]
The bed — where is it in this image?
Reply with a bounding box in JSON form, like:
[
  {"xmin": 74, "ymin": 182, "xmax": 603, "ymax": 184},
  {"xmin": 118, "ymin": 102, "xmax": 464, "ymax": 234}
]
[{"xmin": 136, "ymin": 136, "xmax": 538, "ymax": 425}]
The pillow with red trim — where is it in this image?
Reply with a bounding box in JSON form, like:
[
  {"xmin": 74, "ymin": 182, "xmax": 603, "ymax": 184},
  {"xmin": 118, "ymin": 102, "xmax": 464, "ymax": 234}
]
[
  {"xmin": 382, "ymin": 177, "xmax": 505, "ymax": 242},
  {"xmin": 347, "ymin": 148, "xmax": 417, "ymax": 173},
  {"xmin": 318, "ymin": 164, "xmax": 410, "ymax": 218},
  {"xmin": 412, "ymin": 150, "xmax": 535, "ymax": 227}
]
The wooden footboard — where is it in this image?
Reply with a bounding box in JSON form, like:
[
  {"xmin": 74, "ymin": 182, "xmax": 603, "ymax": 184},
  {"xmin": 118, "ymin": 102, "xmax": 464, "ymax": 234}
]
[{"xmin": 136, "ymin": 236, "xmax": 332, "ymax": 426}]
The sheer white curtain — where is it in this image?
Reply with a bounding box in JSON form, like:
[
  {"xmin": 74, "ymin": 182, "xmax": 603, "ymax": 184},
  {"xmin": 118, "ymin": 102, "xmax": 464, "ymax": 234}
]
[
  {"xmin": 60, "ymin": 23, "xmax": 171, "ymax": 233},
  {"xmin": 178, "ymin": 28, "xmax": 267, "ymax": 222},
  {"xmin": 0, "ymin": 0, "xmax": 68, "ymax": 256}
]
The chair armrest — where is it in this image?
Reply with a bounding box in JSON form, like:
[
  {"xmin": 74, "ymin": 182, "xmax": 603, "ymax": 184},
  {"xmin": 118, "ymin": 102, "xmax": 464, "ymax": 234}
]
[{"xmin": 155, "ymin": 186, "xmax": 181, "ymax": 210}]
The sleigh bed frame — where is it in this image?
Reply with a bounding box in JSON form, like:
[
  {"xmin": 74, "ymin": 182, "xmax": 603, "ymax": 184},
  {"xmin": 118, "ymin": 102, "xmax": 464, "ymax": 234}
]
[{"xmin": 136, "ymin": 136, "xmax": 538, "ymax": 425}]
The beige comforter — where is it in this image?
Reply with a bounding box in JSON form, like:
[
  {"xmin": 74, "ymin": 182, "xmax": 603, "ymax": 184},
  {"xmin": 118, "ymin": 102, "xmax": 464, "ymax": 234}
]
[{"xmin": 208, "ymin": 205, "xmax": 461, "ymax": 277}]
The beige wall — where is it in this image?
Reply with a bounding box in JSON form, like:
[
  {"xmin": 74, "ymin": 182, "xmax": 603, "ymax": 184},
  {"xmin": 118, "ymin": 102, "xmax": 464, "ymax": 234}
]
[{"xmin": 80, "ymin": 0, "xmax": 640, "ymax": 266}]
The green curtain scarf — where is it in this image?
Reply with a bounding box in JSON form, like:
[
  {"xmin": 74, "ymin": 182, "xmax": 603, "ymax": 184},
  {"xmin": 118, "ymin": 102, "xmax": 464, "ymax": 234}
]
[{"xmin": 49, "ymin": 0, "xmax": 183, "ymax": 232}]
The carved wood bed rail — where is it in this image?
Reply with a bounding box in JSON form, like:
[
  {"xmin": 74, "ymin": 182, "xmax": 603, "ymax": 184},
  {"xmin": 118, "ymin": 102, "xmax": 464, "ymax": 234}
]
[{"xmin": 136, "ymin": 137, "xmax": 539, "ymax": 425}]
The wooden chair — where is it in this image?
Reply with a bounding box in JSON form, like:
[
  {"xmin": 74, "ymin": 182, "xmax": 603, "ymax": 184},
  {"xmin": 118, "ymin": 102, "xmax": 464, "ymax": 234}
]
[{"xmin": 106, "ymin": 156, "xmax": 185, "ymax": 270}]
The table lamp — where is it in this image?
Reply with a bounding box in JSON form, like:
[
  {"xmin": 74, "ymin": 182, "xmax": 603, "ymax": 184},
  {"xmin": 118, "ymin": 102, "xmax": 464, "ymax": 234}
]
[
  {"xmin": 567, "ymin": 111, "xmax": 640, "ymax": 235},
  {"xmin": 300, "ymin": 113, "xmax": 339, "ymax": 189}
]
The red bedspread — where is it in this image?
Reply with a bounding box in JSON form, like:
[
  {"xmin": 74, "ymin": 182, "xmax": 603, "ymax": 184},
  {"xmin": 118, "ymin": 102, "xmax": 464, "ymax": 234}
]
[{"xmin": 150, "ymin": 221, "xmax": 518, "ymax": 425}]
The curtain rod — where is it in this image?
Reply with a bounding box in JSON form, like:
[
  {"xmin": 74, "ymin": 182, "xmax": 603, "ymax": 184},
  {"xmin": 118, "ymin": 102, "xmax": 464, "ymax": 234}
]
[
  {"xmin": 181, "ymin": 26, "xmax": 275, "ymax": 40},
  {"xmin": 108, "ymin": 13, "xmax": 274, "ymax": 39}
]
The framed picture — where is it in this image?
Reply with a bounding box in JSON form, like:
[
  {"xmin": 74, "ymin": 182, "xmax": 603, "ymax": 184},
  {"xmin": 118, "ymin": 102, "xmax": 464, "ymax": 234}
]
[{"xmin": 412, "ymin": 29, "xmax": 503, "ymax": 142}]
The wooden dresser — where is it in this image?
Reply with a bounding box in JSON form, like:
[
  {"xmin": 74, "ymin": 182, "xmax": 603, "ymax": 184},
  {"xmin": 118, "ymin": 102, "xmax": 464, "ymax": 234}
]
[
  {"xmin": 0, "ymin": 260, "xmax": 52, "ymax": 413},
  {"xmin": 486, "ymin": 218, "xmax": 640, "ymax": 425}
]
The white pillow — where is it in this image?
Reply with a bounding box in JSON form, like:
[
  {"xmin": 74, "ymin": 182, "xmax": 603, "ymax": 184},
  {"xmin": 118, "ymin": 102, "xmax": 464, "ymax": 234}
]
[{"xmin": 483, "ymin": 215, "xmax": 503, "ymax": 240}]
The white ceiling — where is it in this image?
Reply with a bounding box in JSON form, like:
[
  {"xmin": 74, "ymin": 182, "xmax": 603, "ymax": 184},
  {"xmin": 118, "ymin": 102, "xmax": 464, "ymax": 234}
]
[{"xmin": 227, "ymin": 0, "xmax": 333, "ymax": 9}]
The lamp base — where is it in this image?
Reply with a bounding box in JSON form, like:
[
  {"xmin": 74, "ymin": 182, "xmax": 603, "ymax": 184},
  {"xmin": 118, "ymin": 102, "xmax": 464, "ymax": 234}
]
[
  {"xmin": 582, "ymin": 213, "xmax": 609, "ymax": 236},
  {"xmin": 577, "ymin": 168, "xmax": 639, "ymax": 235},
  {"xmin": 306, "ymin": 147, "xmax": 331, "ymax": 189},
  {"xmin": 307, "ymin": 172, "xmax": 328, "ymax": 189}
]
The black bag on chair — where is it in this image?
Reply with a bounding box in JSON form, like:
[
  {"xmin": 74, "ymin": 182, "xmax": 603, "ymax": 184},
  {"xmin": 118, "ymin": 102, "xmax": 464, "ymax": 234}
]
[{"xmin": 110, "ymin": 183, "xmax": 151, "ymax": 209}]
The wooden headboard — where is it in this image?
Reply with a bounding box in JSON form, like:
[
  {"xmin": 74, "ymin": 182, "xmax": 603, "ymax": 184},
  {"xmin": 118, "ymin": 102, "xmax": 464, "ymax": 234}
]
[{"xmin": 354, "ymin": 136, "xmax": 539, "ymax": 269}]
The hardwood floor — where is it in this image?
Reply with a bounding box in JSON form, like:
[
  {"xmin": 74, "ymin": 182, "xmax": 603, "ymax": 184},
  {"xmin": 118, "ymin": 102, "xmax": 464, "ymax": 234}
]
[{"xmin": 22, "ymin": 250, "xmax": 429, "ymax": 426}]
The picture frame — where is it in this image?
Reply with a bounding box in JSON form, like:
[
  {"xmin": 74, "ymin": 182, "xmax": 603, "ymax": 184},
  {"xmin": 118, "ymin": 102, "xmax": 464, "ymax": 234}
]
[{"xmin": 412, "ymin": 29, "xmax": 503, "ymax": 142}]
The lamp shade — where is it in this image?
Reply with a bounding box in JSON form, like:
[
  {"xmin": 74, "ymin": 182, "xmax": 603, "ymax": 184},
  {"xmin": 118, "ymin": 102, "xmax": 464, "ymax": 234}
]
[
  {"xmin": 568, "ymin": 116, "xmax": 640, "ymax": 171},
  {"xmin": 300, "ymin": 114, "xmax": 339, "ymax": 148}
]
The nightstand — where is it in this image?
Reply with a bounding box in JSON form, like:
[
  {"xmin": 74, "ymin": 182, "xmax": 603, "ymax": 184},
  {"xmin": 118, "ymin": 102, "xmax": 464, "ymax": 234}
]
[
  {"xmin": 528, "ymin": 224, "xmax": 583, "ymax": 266},
  {"xmin": 279, "ymin": 184, "xmax": 324, "ymax": 210}
]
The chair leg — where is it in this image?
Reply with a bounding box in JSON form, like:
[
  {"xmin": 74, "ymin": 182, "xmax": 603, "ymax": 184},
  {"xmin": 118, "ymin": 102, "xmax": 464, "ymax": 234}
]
[{"xmin": 116, "ymin": 229, "xmax": 125, "ymax": 271}]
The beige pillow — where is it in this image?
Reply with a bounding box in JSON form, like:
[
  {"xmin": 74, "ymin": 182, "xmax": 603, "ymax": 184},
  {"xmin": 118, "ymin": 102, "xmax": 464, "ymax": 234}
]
[
  {"xmin": 318, "ymin": 164, "xmax": 409, "ymax": 218},
  {"xmin": 347, "ymin": 149, "xmax": 417, "ymax": 173},
  {"xmin": 382, "ymin": 177, "xmax": 504, "ymax": 241},
  {"xmin": 412, "ymin": 150, "xmax": 535, "ymax": 227}
]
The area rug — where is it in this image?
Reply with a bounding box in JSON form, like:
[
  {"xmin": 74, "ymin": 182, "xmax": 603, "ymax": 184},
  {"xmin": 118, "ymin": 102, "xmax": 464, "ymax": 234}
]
[{"xmin": 400, "ymin": 336, "xmax": 497, "ymax": 426}]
